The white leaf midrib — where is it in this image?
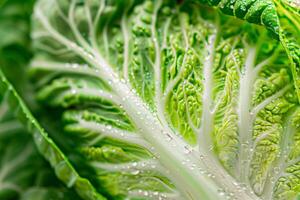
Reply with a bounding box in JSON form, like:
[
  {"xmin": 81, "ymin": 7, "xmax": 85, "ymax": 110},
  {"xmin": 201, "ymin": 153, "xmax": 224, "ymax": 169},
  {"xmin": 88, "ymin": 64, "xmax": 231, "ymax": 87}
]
[
  {"xmin": 237, "ymin": 46, "xmax": 257, "ymax": 183},
  {"xmin": 198, "ymin": 34, "xmax": 216, "ymax": 154}
]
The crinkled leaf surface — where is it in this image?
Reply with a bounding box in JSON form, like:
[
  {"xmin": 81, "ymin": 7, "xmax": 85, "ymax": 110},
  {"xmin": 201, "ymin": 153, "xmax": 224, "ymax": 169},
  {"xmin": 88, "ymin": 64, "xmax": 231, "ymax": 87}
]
[
  {"xmin": 194, "ymin": 0, "xmax": 300, "ymax": 104},
  {"xmin": 23, "ymin": 0, "xmax": 300, "ymax": 199}
]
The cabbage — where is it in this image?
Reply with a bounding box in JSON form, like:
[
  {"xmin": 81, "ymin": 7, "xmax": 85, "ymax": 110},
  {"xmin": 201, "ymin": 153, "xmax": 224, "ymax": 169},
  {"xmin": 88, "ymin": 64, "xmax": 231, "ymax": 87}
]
[{"xmin": 1, "ymin": 0, "xmax": 300, "ymax": 199}]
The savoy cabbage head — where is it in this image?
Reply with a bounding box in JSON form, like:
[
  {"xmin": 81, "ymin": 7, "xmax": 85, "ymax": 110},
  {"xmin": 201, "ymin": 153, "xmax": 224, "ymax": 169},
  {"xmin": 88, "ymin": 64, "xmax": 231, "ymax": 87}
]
[{"xmin": 1, "ymin": 0, "xmax": 300, "ymax": 200}]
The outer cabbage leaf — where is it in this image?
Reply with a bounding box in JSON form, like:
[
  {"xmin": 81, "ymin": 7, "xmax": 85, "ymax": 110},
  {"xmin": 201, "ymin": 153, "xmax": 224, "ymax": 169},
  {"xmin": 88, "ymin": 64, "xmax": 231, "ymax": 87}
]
[
  {"xmin": 274, "ymin": 0, "xmax": 300, "ymax": 103},
  {"xmin": 0, "ymin": 69, "xmax": 106, "ymax": 200},
  {"xmin": 193, "ymin": 0, "xmax": 280, "ymax": 35},
  {"xmin": 0, "ymin": 131, "xmax": 80, "ymax": 200},
  {"xmin": 0, "ymin": 74, "xmax": 82, "ymax": 200},
  {"xmin": 29, "ymin": 0, "xmax": 300, "ymax": 199}
]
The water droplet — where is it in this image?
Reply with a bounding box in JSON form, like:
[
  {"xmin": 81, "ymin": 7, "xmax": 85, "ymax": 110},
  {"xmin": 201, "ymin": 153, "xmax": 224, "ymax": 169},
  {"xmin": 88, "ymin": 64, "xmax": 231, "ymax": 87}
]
[
  {"xmin": 72, "ymin": 63, "xmax": 78, "ymax": 68},
  {"xmin": 71, "ymin": 89, "xmax": 77, "ymax": 94},
  {"xmin": 166, "ymin": 133, "xmax": 173, "ymax": 141},
  {"xmin": 270, "ymin": 177, "xmax": 275, "ymax": 183},
  {"xmin": 184, "ymin": 146, "xmax": 192, "ymax": 154},
  {"xmin": 131, "ymin": 170, "xmax": 140, "ymax": 175},
  {"xmin": 218, "ymin": 189, "xmax": 226, "ymax": 196},
  {"xmin": 274, "ymin": 167, "xmax": 280, "ymax": 174}
]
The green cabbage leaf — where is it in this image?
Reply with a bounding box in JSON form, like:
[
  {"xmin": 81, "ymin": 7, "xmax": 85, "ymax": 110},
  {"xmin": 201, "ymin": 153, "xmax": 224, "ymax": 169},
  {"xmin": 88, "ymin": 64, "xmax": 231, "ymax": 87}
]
[{"xmin": 1, "ymin": 0, "xmax": 300, "ymax": 199}]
